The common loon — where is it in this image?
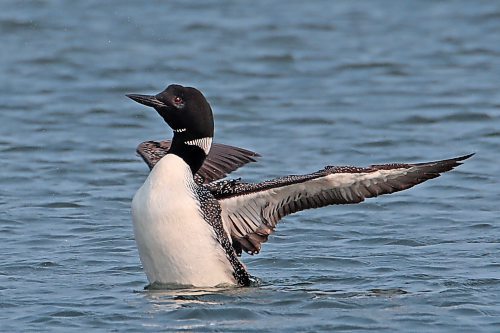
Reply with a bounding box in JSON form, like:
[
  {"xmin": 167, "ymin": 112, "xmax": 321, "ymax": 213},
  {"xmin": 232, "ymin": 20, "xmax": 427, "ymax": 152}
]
[{"xmin": 127, "ymin": 84, "xmax": 472, "ymax": 288}]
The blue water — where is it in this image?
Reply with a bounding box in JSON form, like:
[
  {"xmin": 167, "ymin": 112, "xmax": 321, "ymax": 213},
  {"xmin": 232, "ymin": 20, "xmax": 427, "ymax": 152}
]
[{"xmin": 1, "ymin": 0, "xmax": 499, "ymax": 332}]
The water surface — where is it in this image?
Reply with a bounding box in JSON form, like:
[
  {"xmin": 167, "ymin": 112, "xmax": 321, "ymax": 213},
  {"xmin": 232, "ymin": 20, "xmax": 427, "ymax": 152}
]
[{"xmin": 1, "ymin": 1, "xmax": 499, "ymax": 332}]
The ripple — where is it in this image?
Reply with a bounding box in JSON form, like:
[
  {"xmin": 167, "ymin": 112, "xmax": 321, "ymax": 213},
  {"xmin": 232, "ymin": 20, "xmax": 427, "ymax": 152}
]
[
  {"xmin": 2, "ymin": 145, "xmax": 42, "ymax": 153},
  {"xmin": 398, "ymin": 115, "xmax": 438, "ymax": 124},
  {"xmin": 282, "ymin": 117, "xmax": 335, "ymax": 125},
  {"xmin": 298, "ymin": 22, "xmax": 336, "ymax": 31},
  {"xmin": 464, "ymin": 279, "xmax": 500, "ymax": 287},
  {"xmin": 301, "ymin": 299, "xmax": 358, "ymax": 309},
  {"xmin": 355, "ymin": 139, "xmax": 396, "ymax": 148},
  {"xmin": 442, "ymin": 112, "xmax": 493, "ymax": 122},
  {"xmin": 0, "ymin": 19, "xmax": 41, "ymax": 32},
  {"xmin": 469, "ymin": 223, "xmax": 493, "ymax": 229},
  {"xmin": 336, "ymin": 62, "xmax": 404, "ymax": 71},
  {"xmin": 51, "ymin": 310, "xmax": 87, "ymax": 318},
  {"xmin": 167, "ymin": 307, "xmax": 261, "ymax": 320},
  {"xmin": 38, "ymin": 261, "xmax": 61, "ymax": 268},
  {"xmin": 39, "ymin": 202, "xmax": 84, "ymax": 209},
  {"xmin": 482, "ymin": 130, "xmax": 500, "ymax": 138},
  {"xmin": 386, "ymin": 239, "xmax": 425, "ymax": 247},
  {"xmin": 368, "ymin": 288, "xmax": 408, "ymax": 297},
  {"xmin": 254, "ymin": 54, "xmax": 295, "ymax": 63}
]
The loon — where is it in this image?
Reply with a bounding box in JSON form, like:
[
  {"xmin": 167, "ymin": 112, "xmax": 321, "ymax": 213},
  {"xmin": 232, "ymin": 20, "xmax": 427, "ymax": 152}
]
[{"xmin": 127, "ymin": 84, "xmax": 472, "ymax": 288}]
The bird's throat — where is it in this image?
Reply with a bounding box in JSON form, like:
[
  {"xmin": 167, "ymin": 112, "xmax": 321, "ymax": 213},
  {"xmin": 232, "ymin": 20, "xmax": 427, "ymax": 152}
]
[{"xmin": 168, "ymin": 134, "xmax": 212, "ymax": 175}]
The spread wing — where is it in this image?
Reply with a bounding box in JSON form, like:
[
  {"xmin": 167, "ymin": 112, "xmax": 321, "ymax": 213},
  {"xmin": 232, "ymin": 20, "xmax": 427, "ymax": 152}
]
[
  {"xmin": 137, "ymin": 140, "xmax": 260, "ymax": 184},
  {"xmin": 207, "ymin": 154, "xmax": 473, "ymax": 255}
]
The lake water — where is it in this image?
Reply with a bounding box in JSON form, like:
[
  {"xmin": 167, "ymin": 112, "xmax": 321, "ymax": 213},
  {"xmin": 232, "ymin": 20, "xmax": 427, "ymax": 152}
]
[{"xmin": 1, "ymin": 1, "xmax": 499, "ymax": 332}]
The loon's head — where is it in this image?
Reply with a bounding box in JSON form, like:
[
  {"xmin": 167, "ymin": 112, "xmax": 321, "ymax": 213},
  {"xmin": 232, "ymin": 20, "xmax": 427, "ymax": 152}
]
[
  {"xmin": 127, "ymin": 84, "xmax": 214, "ymax": 173},
  {"xmin": 127, "ymin": 84, "xmax": 214, "ymax": 141}
]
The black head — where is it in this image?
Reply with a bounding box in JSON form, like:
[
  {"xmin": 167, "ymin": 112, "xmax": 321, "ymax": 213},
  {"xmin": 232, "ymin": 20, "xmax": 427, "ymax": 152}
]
[
  {"xmin": 127, "ymin": 84, "xmax": 214, "ymax": 140},
  {"xmin": 127, "ymin": 84, "xmax": 214, "ymax": 174}
]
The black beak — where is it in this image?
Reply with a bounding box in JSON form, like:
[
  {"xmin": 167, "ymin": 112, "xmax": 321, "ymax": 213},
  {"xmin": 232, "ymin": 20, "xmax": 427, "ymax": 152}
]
[{"xmin": 126, "ymin": 94, "xmax": 166, "ymax": 108}]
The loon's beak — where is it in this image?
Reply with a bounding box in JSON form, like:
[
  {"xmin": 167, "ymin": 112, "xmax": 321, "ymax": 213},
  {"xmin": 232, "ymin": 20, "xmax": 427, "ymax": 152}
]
[{"xmin": 126, "ymin": 94, "xmax": 166, "ymax": 108}]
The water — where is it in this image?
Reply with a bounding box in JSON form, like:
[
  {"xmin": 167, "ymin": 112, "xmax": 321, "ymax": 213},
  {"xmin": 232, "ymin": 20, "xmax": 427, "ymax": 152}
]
[{"xmin": 1, "ymin": 0, "xmax": 499, "ymax": 331}]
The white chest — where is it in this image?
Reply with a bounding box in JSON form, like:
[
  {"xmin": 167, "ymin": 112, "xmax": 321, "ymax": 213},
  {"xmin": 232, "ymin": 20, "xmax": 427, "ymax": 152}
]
[{"xmin": 131, "ymin": 154, "xmax": 235, "ymax": 287}]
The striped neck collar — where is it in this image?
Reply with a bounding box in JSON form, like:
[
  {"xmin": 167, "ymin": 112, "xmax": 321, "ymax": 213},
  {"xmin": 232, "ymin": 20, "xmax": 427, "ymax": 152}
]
[{"xmin": 168, "ymin": 133, "xmax": 213, "ymax": 176}]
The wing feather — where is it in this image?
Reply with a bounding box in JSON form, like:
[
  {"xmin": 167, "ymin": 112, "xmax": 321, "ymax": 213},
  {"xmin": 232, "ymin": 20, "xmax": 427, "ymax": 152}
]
[{"xmin": 209, "ymin": 154, "xmax": 473, "ymax": 255}]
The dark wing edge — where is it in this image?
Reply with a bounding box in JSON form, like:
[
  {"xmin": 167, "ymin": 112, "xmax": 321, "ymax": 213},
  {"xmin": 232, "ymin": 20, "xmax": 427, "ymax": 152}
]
[
  {"xmin": 214, "ymin": 153, "xmax": 473, "ymax": 256},
  {"xmin": 136, "ymin": 140, "xmax": 260, "ymax": 183}
]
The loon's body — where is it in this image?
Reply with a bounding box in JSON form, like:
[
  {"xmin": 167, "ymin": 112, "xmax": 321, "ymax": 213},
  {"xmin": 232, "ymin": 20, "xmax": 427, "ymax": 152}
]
[
  {"xmin": 127, "ymin": 84, "xmax": 472, "ymax": 288},
  {"xmin": 132, "ymin": 154, "xmax": 237, "ymax": 286}
]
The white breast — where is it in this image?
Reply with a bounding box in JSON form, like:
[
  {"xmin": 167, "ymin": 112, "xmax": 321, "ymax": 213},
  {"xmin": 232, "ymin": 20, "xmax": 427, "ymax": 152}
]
[{"xmin": 131, "ymin": 154, "xmax": 236, "ymax": 287}]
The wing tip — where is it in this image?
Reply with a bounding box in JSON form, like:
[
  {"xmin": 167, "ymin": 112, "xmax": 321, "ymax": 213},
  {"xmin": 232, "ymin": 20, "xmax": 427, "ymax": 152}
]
[
  {"xmin": 414, "ymin": 152, "xmax": 474, "ymax": 167},
  {"xmin": 434, "ymin": 152, "xmax": 475, "ymax": 168},
  {"xmin": 455, "ymin": 152, "xmax": 475, "ymax": 162},
  {"xmin": 407, "ymin": 152, "xmax": 474, "ymax": 179}
]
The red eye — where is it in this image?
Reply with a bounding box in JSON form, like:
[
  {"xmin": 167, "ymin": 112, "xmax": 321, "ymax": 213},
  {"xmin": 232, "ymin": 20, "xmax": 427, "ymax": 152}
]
[{"xmin": 173, "ymin": 96, "xmax": 183, "ymax": 105}]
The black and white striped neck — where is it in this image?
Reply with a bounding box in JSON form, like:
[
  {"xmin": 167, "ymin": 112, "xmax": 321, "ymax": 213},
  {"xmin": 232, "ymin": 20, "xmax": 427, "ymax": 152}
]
[{"xmin": 168, "ymin": 131, "xmax": 213, "ymax": 175}]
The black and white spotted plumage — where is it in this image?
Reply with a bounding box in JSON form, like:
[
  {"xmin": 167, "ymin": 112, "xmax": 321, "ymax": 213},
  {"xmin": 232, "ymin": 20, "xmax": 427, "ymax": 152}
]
[{"xmin": 195, "ymin": 186, "xmax": 252, "ymax": 286}]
